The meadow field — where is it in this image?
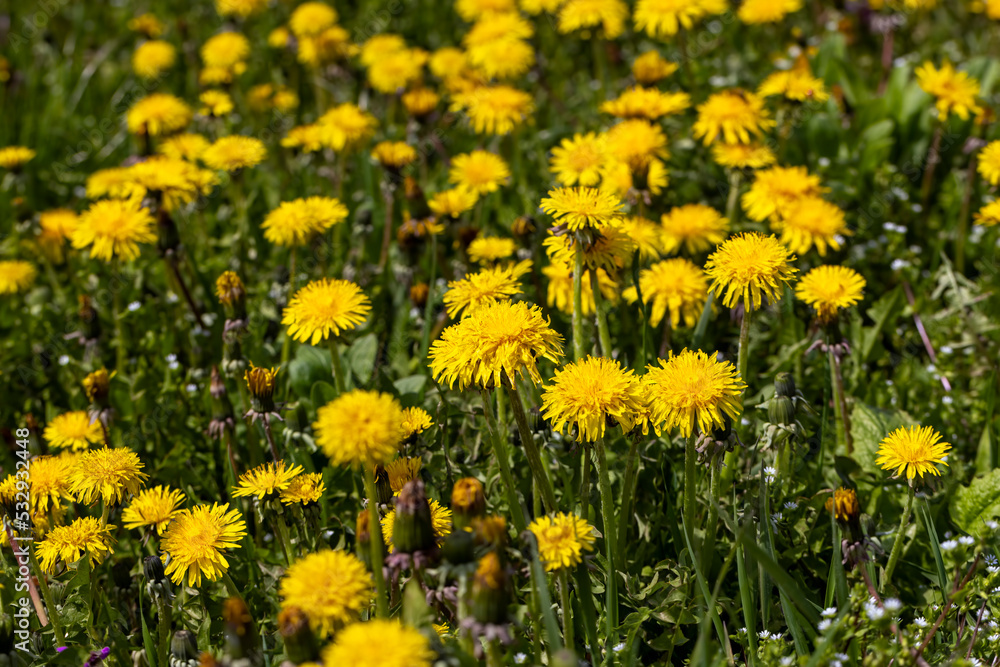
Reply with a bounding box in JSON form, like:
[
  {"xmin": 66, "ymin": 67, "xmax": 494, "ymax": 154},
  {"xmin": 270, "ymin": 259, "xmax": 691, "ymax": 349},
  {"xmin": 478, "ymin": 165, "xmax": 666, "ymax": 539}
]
[{"xmin": 2, "ymin": 0, "xmax": 1000, "ymax": 665}]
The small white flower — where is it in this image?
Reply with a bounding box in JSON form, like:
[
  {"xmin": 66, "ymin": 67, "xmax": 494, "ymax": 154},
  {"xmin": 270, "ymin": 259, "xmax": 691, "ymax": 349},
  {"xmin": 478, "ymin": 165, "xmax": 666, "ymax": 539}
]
[
  {"xmin": 834, "ymin": 653, "xmax": 848, "ymax": 661},
  {"xmin": 128, "ymin": 301, "xmax": 141, "ymax": 311},
  {"xmin": 764, "ymin": 466, "xmax": 777, "ymax": 484},
  {"xmin": 941, "ymin": 345, "xmax": 953, "ymax": 355},
  {"xmin": 942, "ymin": 395, "xmax": 954, "ymax": 405},
  {"xmin": 58, "ymin": 354, "xmax": 70, "ymax": 366},
  {"xmin": 514, "ymin": 653, "xmax": 527, "ymax": 664},
  {"xmin": 738, "ymin": 627, "xmax": 747, "ymax": 635},
  {"xmin": 758, "ymin": 630, "xmax": 775, "ymax": 641},
  {"xmin": 783, "ymin": 501, "xmax": 798, "ymax": 510},
  {"xmin": 940, "ymin": 539, "xmax": 959, "ymax": 552},
  {"xmin": 166, "ymin": 292, "xmax": 179, "ymax": 303},
  {"xmin": 612, "ymin": 643, "xmax": 626, "ymax": 653},
  {"xmin": 986, "ymin": 520, "xmax": 999, "ymax": 531},
  {"xmin": 866, "ymin": 606, "xmax": 885, "ymax": 621},
  {"xmin": 883, "ymin": 598, "xmax": 902, "ymax": 612},
  {"xmin": 913, "ymin": 616, "xmax": 928, "ymax": 628},
  {"xmin": 988, "ymin": 633, "xmax": 1000, "ymax": 642},
  {"xmin": 185, "ymin": 383, "xmax": 198, "ymax": 393},
  {"xmin": 780, "ymin": 657, "xmax": 795, "ymax": 667},
  {"xmin": 818, "ymin": 157, "xmax": 831, "ymax": 168},
  {"xmin": 959, "ymin": 535, "xmax": 975, "ymax": 546},
  {"xmin": 891, "ymin": 258, "xmax": 909, "ymax": 271},
  {"xmin": 822, "ymin": 607, "xmax": 837, "ymax": 618},
  {"xmin": 817, "ymin": 619, "xmax": 832, "ymax": 632}
]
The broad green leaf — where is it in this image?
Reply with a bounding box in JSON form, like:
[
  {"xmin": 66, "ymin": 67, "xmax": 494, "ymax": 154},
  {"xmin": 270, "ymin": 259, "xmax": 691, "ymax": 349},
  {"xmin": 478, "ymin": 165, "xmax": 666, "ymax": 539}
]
[
  {"xmin": 850, "ymin": 402, "xmax": 916, "ymax": 471},
  {"xmin": 309, "ymin": 381, "xmax": 337, "ymax": 410},
  {"xmin": 394, "ymin": 374, "xmax": 427, "ymax": 398},
  {"xmin": 288, "ymin": 344, "xmax": 332, "ymax": 399},
  {"xmin": 347, "ymin": 333, "xmax": 378, "ymax": 387},
  {"xmin": 950, "ymin": 469, "xmax": 1000, "ymax": 536}
]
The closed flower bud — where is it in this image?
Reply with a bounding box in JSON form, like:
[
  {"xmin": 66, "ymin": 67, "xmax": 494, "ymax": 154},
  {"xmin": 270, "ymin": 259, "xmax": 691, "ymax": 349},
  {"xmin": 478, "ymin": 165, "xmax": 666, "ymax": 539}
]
[
  {"xmin": 278, "ymin": 607, "xmax": 320, "ymax": 664},
  {"xmin": 409, "ymin": 282, "xmax": 429, "ymax": 309},
  {"xmin": 215, "ymin": 271, "xmax": 246, "ymax": 315},
  {"xmin": 451, "ymin": 477, "xmax": 485, "ymax": 530},
  {"xmin": 171, "ymin": 630, "xmax": 199, "ymax": 662},
  {"xmin": 768, "ymin": 395, "xmax": 795, "ymax": 426},
  {"xmin": 392, "ymin": 480, "xmax": 436, "ymax": 555},
  {"xmin": 441, "ymin": 528, "xmax": 476, "ymax": 565},
  {"xmin": 471, "ymin": 552, "xmax": 509, "ymax": 625},
  {"xmin": 144, "ymin": 555, "xmax": 166, "ymax": 584},
  {"xmin": 244, "ymin": 363, "xmax": 277, "ymax": 414},
  {"xmin": 222, "ymin": 597, "xmax": 258, "ymax": 660},
  {"xmin": 826, "ymin": 487, "xmax": 860, "ymax": 525},
  {"xmin": 471, "ymin": 515, "xmax": 507, "ymax": 550},
  {"xmin": 82, "ymin": 368, "xmax": 113, "ymax": 405},
  {"xmin": 774, "ymin": 372, "xmax": 796, "ymax": 398},
  {"xmin": 374, "ymin": 465, "xmax": 393, "ymax": 506}
]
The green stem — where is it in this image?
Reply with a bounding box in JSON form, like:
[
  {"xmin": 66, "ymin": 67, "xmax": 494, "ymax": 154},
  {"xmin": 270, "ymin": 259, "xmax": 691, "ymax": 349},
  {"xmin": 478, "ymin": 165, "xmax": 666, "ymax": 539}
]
[
  {"xmin": 829, "ymin": 346, "xmax": 851, "ymax": 454},
  {"xmin": 327, "ymin": 337, "xmax": 346, "ymax": 395},
  {"xmin": 505, "ymin": 383, "xmax": 557, "ymax": 514},
  {"xmin": 572, "ymin": 245, "xmax": 585, "ymax": 361},
  {"xmin": 615, "ymin": 434, "xmax": 641, "ymax": 564},
  {"xmin": 29, "ymin": 549, "xmax": 65, "ymax": 646},
  {"xmin": 281, "ymin": 247, "xmax": 297, "ymax": 364},
  {"xmin": 725, "ymin": 170, "xmax": 742, "ymax": 226},
  {"xmin": 155, "ymin": 592, "xmax": 172, "ymax": 667},
  {"xmin": 683, "ymin": 433, "xmax": 697, "ymax": 546},
  {"xmin": 702, "ymin": 459, "xmax": 721, "ymax": 565},
  {"xmin": 273, "ymin": 512, "xmax": 295, "ymax": 565},
  {"xmin": 737, "ymin": 305, "xmax": 752, "ymax": 386},
  {"xmin": 882, "ymin": 485, "xmax": 915, "ymax": 591},
  {"xmin": 486, "ymin": 640, "xmax": 504, "ymax": 667},
  {"xmin": 593, "ymin": 436, "xmax": 619, "ymax": 649},
  {"xmin": 579, "ymin": 448, "xmax": 591, "ymax": 522},
  {"xmin": 419, "ymin": 234, "xmax": 438, "ymax": 360},
  {"xmin": 111, "ymin": 260, "xmax": 127, "ymax": 374},
  {"xmin": 480, "ymin": 389, "xmax": 527, "ymax": 532},
  {"xmin": 588, "ymin": 266, "xmax": 612, "ymax": 357},
  {"xmin": 363, "ymin": 464, "xmax": 390, "ymax": 617},
  {"xmin": 559, "ymin": 569, "xmax": 574, "ymax": 651}
]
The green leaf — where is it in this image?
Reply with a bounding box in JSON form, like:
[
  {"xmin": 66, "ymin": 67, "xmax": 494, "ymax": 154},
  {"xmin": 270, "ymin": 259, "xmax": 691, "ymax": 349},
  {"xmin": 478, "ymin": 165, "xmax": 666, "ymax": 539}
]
[
  {"xmin": 140, "ymin": 588, "xmax": 158, "ymax": 667},
  {"xmin": 394, "ymin": 374, "xmax": 427, "ymax": 398},
  {"xmin": 950, "ymin": 469, "xmax": 1000, "ymax": 536},
  {"xmin": 309, "ymin": 381, "xmax": 337, "ymax": 410},
  {"xmin": 347, "ymin": 333, "xmax": 378, "ymax": 387},
  {"xmin": 859, "ymin": 286, "xmax": 903, "ymax": 366},
  {"xmin": 849, "ymin": 402, "xmax": 916, "ymax": 472},
  {"xmin": 288, "ymin": 345, "xmax": 332, "ymax": 399}
]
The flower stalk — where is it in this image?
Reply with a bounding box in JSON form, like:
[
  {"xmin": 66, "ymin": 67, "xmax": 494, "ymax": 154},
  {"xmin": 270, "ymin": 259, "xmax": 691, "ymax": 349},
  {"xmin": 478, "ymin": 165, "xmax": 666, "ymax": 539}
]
[
  {"xmin": 362, "ymin": 464, "xmax": 390, "ymax": 618},
  {"xmin": 593, "ymin": 435, "xmax": 618, "ymax": 647},
  {"xmin": 480, "ymin": 389, "xmax": 527, "ymax": 533},
  {"xmin": 505, "ymin": 381, "xmax": 557, "ymax": 514},
  {"xmin": 882, "ymin": 484, "xmax": 915, "ymax": 591}
]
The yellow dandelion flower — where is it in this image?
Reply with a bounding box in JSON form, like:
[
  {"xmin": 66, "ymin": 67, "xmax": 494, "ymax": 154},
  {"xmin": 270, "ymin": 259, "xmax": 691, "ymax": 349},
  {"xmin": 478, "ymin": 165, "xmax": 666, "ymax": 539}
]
[
  {"xmin": 43, "ymin": 411, "xmax": 102, "ymax": 451},
  {"xmin": 542, "ymin": 261, "xmax": 617, "ymax": 316},
  {"xmin": 381, "ymin": 499, "xmax": 452, "ymax": 552},
  {"xmin": 282, "ymin": 279, "xmax": 371, "ymax": 344},
  {"xmin": 693, "ymin": 90, "xmax": 775, "ymax": 145},
  {"xmin": 429, "ymin": 187, "xmax": 480, "ymax": 219},
  {"xmin": 359, "ymin": 34, "xmax": 407, "ymax": 67},
  {"xmin": 402, "ymin": 88, "xmax": 440, "ymax": 117},
  {"xmin": 430, "ymin": 300, "xmax": 564, "ymax": 390},
  {"xmin": 601, "ymin": 86, "xmax": 691, "ymax": 120},
  {"xmin": 161, "ymin": 503, "xmax": 248, "ymax": 586},
  {"xmin": 289, "ymin": 2, "xmax": 338, "ymax": 37},
  {"xmin": 758, "ymin": 68, "xmax": 829, "ymax": 103},
  {"xmin": 660, "ymin": 204, "xmax": 729, "ymax": 255},
  {"xmin": 401, "ymin": 409, "xmax": 433, "ymax": 440},
  {"xmin": 0, "ymin": 146, "xmax": 36, "ymax": 169},
  {"xmin": 601, "ymin": 157, "xmax": 670, "ymax": 198},
  {"xmin": 529, "ymin": 513, "xmax": 596, "ymax": 571},
  {"xmin": 283, "ymin": 124, "xmax": 325, "ymax": 153},
  {"xmin": 632, "ymin": 51, "xmax": 678, "ymax": 85},
  {"xmin": 122, "ymin": 485, "xmax": 186, "ymax": 535},
  {"xmin": 0, "ymin": 260, "xmax": 36, "ymax": 295},
  {"xmin": 544, "ymin": 226, "xmax": 634, "ymax": 272},
  {"xmin": 82, "ymin": 368, "xmax": 113, "ymax": 403},
  {"xmin": 315, "ymin": 391, "xmax": 405, "ymax": 467},
  {"xmin": 29, "ymin": 454, "xmax": 76, "ymax": 516},
  {"xmin": 132, "ymin": 40, "xmax": 176, "ymax": 79},
  {"xmin": 280, "ymin": 550, "xmax": 370, "ymax": 638},
  {"xmin": 876, "ymin": 426, "xmax": 951, "ymax": 480},
  {"xmin": 451, "ymin": 85, "xmax": 534, "ymax": 136},
  {"xmin": 71, "ymin": 198, "xmax": 157, "ymax": 262},
  {"xmin": 978, "ymin": 141, "xmax": 1000, "ymax": 186},
  {"xmin": 974, "ymin": 200, "xmax": 1000, "ymax": 227},
  {"xmin": 199, "ymin": 90, "xmax": 234, "ymax": 117},
  {"xmin": 773, "ymin": 196, "xmax": 850, "ymax": 256},
  {"xmin": 826, "ymin": 487, "xmax": 860, "ymax": 523},
  {"xmin": 558, "ymin": 0, "xmax": 628, "ymax": 38},
  {"xmin": 521, "ymin": 0, "xmax": 566, "ymax": 13},
  {"xmin": 468, "ymin": 237, "xmax": 517, "ymax": 264},
  {"xmin": 280, "ymin": 472, "xmax": 326, "ymax": 505},
  {"xmin": 549, "ymin": 132, "xmax": 606, "ymax": 187},
  {"xmin": 449, "ymin": 151, "xmax": 510, "ymax": 196},
  {"xmin": 216, "ymin": 0, "xmax": 269, "ymax": 17},
  {"xmin": 317, "ymin": 103, "xmax": 378, "ymax": 152},
  {"xmin": 541, "ymin": 356, "xmax": 645, "ymax": 441},
  {"xmin": 298, "ymin": 26, "xmax": 356, "ymax": 67},
  {"xmin": 705, "ymin": 232, "xmax": 797, "ymax": 310},
  {"xmin": 466, "ymin": 37, "xmax": 535, "ymax": 80},
  {"xmin": 456, "ymin": 0, "xmax": 518, "ymax": 20},
  {"xmin": 386, "ymin": 456, "xmax": 423, "ymax": 491},
  {"xmin": 126, "ymin": 94, "xmax": 193, "ymax": 136},
  {"xmin": 69, "ymin": 447, "xmax": 148, "ymax": 506},
  {"xmin": 85, "ymin": 168, "xmax": 137, "ymax": 199},
  {"xmin": 634, "ymin": 0, "xmax": 710, "ymax": 38},
  {"xmin": 36, "ymin": 517, "xmax": 115, "ymax": 574},
  {"xmin": 38, "ymin": 209, "xmax": 79, "ymax": 263},
  {"xmin": 620, "ymin": 216, "xmax": 665, "ymax": 261},
  {"xmin": 711, "ymin": 142, "xmax": 776, "ymax": 170},
  {"xmin": 795, "ymin": 265, "xmax": 865, "ymax": 322},
  {"xmin": 643, "ymin": 349, "xmax": 746, "ymax": 437},
  {"xmin": 605, "ymin": 119, "xmax": 670, "ymax": 173},
  {"xmin": 367, "ymin": 48, "xmax": 427, "ymax": 94},
  {"xmin": 738, "ymin": 0, "xmax": 802, "ymax": 23},
  {"xmin": 625, "ymin": 258, "xmax": 708, "ymax": 328},
  {"xmin": 742, "ymin": 165, "xmax": 825, "ymax": 222},
  {"xmin": 540, "ymin": 187, "xmax": 624, "ymax": 232},
  {"xmin": 128, "ymin": 13, "xmax": 164, "ymax": 38},
  {"xmin": 321, "ymin": 620, "xmax": 435, "ymax": 667},
  {"xmin": 123, "ymin": 157, "xmax": 218, "ymax": 211},
  {"xmin": 916, "ymin": 61, "xmax": 982, "ymax": 121},
  {"xmin": 158, "ymin": 133, "xmax": 210, "ymax": 162},
  {"xmin": 203, "ymin": 136, "xmax": 266, "ymax": 172},
  {"xmin": 429, "ymin": 47, "xmax": 468, "ymax": 79},
  {"xmin": 263, "ymin": 197, "xmax": 349, "ymax": 247},
  {"xmin": 201, "ymin": 31, "xmax": 250, "ymax": 71},
  {"xmin": 443, "ymin": 263, "xmax": 527, "ymax": 318},
  {"xmin": 372, "ymin": 141, "xmax": 418, "ymax": 169},
  {"xmin": 233, "ymin": 461, "xmax": 305, "ymax": 500}
]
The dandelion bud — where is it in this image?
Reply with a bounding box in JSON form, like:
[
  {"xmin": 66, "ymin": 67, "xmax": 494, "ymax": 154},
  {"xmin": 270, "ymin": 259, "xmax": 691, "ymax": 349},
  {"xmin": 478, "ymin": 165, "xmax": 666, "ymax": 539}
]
[
  {"xmin": 451, "ymin": 477, "xmax": 485, "ymax": 530},
  {"xmin": 215, "ymin": 271, "xmax": 246, "ymax": 313},
  {"xmin": 409, "ymin": 282, "xmax": 429, "ymax": 309},
  {"xmin": 83, "ymin": 368, "xmax": 112, "ymax": 405},
  {"xmin": 774, "ymin": 372, "xmax": 796, "ymax": 398},
  {"xmin": 471, "ymin": 515, "xmax": 508, "ymax": 550},
  {"xmin": 826, "ymin": 487, "xmax": 860, "ymax": 525},
  {"xmin": 404, "ymin": 176, "xmax": 431, "ymax": 220},
  {"xmin": 768, "ymin": 395, "xmax": 795, "ymax": 426},
  {"xmin": 471, "ymin": 552, "xmax": 509, "ymax": 625},
  {"xmin": 170, "ymin": 630, "xmax": 199, "ymax": 664},
  {"xmin": 441, "ymin": 528, "xmax": 476, "ymax": 566},
  {"xmin": 374, "ymin": 465, "xmax": 394, "ymax": 506},
  {"xmin": 143, "ymin": 555, "xmax": 167, "ymax": 585},
  {"xmin": 392, "ymin": 480, "xmax": 436, "ymax": 555},
  {"xmin": 277, "ymin": 607, "xmax": 320, "ymax": 664},
  {"xmin": 244, "ymin": 363, "xmax": 277, "ymax": 413},
  {"xmin": 356, "ymin": 509, "xmax": 372, "ymax": 568}
]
